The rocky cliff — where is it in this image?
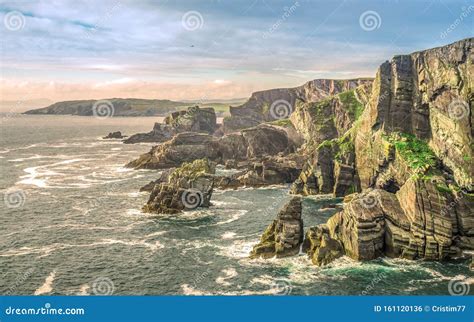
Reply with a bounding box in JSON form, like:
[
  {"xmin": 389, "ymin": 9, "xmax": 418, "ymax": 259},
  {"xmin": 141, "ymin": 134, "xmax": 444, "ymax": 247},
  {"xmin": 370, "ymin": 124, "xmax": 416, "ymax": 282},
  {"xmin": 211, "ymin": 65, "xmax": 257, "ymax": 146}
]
[
  {"xmin": 252, "ymin": 38, "xmax": 473, "ymax": 266},
  {"xmin": 123, "ymin": 106, "xmax": 217, "ymax": 144},
  {"xmin": 223, "ymin": 78, "xmax": 372, "ymax": 133}
]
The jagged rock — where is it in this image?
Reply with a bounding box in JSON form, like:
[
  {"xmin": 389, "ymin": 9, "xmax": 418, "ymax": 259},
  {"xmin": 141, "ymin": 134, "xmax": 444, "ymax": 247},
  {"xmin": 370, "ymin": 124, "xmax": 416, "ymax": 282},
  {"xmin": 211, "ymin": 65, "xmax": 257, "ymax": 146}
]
[
  {"xmin": 224, "ymin": 78, "xmax": 372, "ymax": 133},
  {"xmin": 124, "ymin": 106, "xmax": 217, "ymax": 144},
  {"xmin": 250, "ymin": 197, "xmax": 303, "ymax": 258},
  {"xmin": 303, "ymin": 225, "xmax": 344, "ymax": 266},
  {"xmin": 356, "ymin": 38, "xmax": 473, "ymax": 190},
  {"xmin": 241, "ymin": 124, "xmax": 295, "ymax": 158},
  {"xmin": 142, "ymin": 159, "xmax": 215, "ymax": 214},
  {"xmin": 291, "ymin": 129, "xmax": 360, "ymax": 197},
  {"xmin": 305, "ymin": 177, "xmax": 472, "ymax": 266},
  {"xmin": 126, "ymin": 124, "xmax": 300, "ymax": 170},
  {"xmin": 103, "ymin": 131, "xmax": 126, "ymax": 139},
  {"xmin": 126, "ymin": 132, "xmax": 221, "ymax": 169},
  {"xmin": 124, "ymin": 123, "xmax": 176, "ymax": 144},
  {"xmin": 216, "ymin": 154, "xmax": 304, "ymax": 189}
]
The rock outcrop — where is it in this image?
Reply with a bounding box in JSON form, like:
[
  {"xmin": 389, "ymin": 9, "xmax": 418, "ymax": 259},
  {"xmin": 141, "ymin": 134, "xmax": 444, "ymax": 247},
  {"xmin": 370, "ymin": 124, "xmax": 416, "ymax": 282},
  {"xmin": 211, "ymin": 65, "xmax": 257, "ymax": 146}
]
[
  {"xmin": 103, "ymin": 131, "xmax": 126, "ymax": 139},
  {"xmin": 126, "ymin": 132, "xmax": 221, "ymax": 169},
  {"xmin": 124, "ymin": 106, "xmax": 217, "ymax": 144},
  {"xmin": 126, "ymin": 124, "xmax": 299, "ymax": 169},
  {"xmin": 250, "ymin": 197, "xmax": 304, "ymax": 258},
  {"xmin": 216, "ymin": 153, "xmax": 304, "ymax": 189},
  {"xmin": 143, "ymin": 159, "xmax": 215, "ymax": 214},
  {"xmin": 302, "ymin": 38, "xmax": 474, "ymax": 266},
  {"xmin": 223, "ymin": 78, "xmax": 372, "ymax": 133}
]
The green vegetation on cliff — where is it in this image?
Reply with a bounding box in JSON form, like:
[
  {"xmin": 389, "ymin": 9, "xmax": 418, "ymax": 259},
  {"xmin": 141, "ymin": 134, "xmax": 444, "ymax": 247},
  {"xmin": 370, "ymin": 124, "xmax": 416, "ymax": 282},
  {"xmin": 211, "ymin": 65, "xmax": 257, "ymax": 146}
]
[
  {"xmin": 337, "ymin": 90, "xmax": 364, "ymax": 121},
  {"xmin": 383, "ymin": 132, "xmax": 437, "ymax": 172},
  {"xmin": 169, "ymin": 159, "xmax": 214, "ymax": 182}
]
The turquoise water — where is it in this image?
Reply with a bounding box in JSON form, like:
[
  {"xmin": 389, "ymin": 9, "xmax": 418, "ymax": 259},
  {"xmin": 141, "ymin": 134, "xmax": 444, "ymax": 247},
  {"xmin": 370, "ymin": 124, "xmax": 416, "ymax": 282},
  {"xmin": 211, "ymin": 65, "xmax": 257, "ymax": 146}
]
[{"xmin": 0, "ymin": 114, "xmax": 471, "ymax": 295}]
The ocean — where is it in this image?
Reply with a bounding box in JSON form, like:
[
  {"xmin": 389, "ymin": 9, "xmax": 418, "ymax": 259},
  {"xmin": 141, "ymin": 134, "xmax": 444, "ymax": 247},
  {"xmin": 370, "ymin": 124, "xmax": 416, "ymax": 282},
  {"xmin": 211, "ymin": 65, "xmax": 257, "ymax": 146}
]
[{"xmin": 0, "ymin": 114, "xmax": 471, "ymax": 295}]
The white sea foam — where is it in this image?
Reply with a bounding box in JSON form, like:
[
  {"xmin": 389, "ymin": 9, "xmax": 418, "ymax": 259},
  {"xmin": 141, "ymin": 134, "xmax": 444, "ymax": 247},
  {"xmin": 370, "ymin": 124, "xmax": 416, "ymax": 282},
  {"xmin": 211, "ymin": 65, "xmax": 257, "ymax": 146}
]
[
  {"xmin": 34, "ymin": 271, "xmax": 56, "ymax": 295},
  {"xmin": 221, "ymin": 232, "xmax": 237, "ymax": 240},
  {"xmin": 215, "ymin": 268, "xmax": 238, "ymax": 286},
  {"xmin": 77, "ymin": 284, "xmax": 90, "ymax": 295}
]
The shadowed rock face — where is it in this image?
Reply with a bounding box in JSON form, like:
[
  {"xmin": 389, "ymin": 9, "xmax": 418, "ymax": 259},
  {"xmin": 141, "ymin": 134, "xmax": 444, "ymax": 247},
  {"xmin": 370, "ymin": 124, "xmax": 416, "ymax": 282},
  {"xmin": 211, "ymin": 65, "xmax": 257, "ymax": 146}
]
[
  {"xmin": 250, "ymin": 196, "xmax": 304, "ymax": 259},
  {"xmin": 124, "ymin": 106, "xmax": 217, "ymax": 144},
  {"xmin": 223, "ymin": 78, "xmax": 373, "ymax": 133}
]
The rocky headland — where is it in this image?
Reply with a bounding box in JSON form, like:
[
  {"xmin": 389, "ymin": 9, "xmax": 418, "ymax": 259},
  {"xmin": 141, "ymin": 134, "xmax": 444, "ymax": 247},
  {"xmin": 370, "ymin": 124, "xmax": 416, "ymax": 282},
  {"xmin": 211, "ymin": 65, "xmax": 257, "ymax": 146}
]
[{"xmin": 128, "ymin": 38, "xmax": 473, "ymax": 267}]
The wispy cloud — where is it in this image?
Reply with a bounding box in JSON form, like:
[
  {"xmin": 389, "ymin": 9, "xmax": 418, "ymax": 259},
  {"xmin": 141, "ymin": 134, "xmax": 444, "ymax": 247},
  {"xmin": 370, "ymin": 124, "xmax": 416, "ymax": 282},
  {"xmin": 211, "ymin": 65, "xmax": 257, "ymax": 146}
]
[{"xmin": 1, "ymin": 0, "xmax": 472, "ymax": 105}]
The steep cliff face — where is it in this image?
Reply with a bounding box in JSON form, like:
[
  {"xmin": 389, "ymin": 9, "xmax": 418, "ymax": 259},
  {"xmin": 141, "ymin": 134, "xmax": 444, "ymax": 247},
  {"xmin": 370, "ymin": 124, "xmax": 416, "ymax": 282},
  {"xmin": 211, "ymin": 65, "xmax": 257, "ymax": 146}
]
[
  {"xmin": 223, "ymin": 78, "xmax": 373, "ymax": 133},
  {"xmin": 290, "ymin": 83, "xmax": 371, "ymax": 196},
  {"xmin": 302, "ymin": 38, "xmax": 474, "ymax": 266},
  {"xmin": 356, "ymin": 38, "xmax": 473, "ymax": 190}
]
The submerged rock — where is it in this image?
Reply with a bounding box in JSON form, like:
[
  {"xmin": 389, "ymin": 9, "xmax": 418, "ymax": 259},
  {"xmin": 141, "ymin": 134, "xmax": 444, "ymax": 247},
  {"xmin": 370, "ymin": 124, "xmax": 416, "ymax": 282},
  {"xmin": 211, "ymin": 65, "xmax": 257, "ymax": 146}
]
[
  {"xmin": 250, "ymin": 196, "xmax": 303, "ymax": 258},
  {"xmin": 142, "ymin": 159, "xmax": 215, "ymax": 214}
]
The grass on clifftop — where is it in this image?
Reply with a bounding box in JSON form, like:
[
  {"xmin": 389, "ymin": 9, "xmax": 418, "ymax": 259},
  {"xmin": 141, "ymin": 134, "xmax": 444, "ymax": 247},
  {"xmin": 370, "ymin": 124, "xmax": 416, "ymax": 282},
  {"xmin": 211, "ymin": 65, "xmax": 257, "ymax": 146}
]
[{"xmin": 383, "ymin": 132, "xmax": 437, "ymax": 173}]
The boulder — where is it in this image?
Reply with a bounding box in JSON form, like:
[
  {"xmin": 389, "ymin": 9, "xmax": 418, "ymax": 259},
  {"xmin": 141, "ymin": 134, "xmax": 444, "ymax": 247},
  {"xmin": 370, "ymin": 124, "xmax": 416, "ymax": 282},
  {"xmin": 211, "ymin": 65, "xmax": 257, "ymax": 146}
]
[{"xmin": 250, "ymin": 196, "xmax": 304, "ymax": 258}]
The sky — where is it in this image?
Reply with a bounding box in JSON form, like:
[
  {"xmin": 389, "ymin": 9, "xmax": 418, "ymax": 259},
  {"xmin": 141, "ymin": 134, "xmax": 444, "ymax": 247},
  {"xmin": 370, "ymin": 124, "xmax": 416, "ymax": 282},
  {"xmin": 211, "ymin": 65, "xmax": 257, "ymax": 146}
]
[{"xmin": 0, "ymin": 0, "xmax": 473, "ymax": 109}]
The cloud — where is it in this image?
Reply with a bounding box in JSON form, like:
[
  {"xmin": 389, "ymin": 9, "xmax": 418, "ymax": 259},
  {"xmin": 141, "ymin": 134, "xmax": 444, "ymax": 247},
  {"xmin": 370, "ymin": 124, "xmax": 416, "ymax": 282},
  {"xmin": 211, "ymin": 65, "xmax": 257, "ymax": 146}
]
[{"xmin": 0, "ymin": 0, "xmax": 471, "ymax": 103}]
